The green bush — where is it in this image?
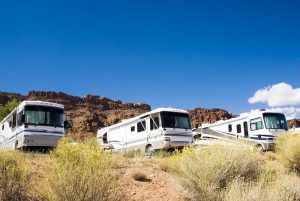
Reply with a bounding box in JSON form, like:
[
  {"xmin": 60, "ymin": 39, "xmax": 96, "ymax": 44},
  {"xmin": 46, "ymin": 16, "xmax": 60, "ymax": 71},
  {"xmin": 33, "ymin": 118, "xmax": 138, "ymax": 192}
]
[
  {"xmin": 0, "ymin": 151, "xmax": 34, "ymax": 201},
  {"xmin": 276, "ymin": 133, "xmax": 300, "ymax": 175},
  {"xmin": 168, "ymin": 145, "xmax": 262, "ymax": 201},
  {"xmin": 0, "ymin": 99, "xmax": 20, "ymax": 121},
  {"xmin": 44, "ymin": 138, "xmax": 120, "ymax": 201}
]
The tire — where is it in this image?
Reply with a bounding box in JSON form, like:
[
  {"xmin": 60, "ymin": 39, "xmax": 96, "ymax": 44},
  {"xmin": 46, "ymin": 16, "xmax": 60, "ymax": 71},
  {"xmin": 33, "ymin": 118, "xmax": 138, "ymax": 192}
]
[
  {"xmin": 256, "ymin": 144, "xmax": 264, "ymax": 153},
  {"xmin": 14, "ymin": 141, "xmax": 18, "ymax": 150},
  {"xmin": 145, "ymin": 144, "xmax": 154, "ymax": 156}
]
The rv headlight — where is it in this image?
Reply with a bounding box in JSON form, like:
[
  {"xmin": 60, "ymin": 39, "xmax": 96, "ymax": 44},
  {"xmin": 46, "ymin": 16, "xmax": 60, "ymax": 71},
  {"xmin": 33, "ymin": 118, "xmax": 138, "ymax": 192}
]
[
  {"xmin": 24, "ymin": 136, "xmax": 29, "ymax": 143},
  {"xmin": 163, "ymin": 137, "xmax": 170, "ymax": 141}
]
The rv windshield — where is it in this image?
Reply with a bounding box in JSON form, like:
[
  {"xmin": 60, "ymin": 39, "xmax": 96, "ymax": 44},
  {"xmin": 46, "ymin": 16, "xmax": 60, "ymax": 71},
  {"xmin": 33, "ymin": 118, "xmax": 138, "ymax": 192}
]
[
  {"xmin": 24, "ymin": 106, "xmax": 64, "ymax": 127},
  {"xmin": 263, "ymin": 113, "xmax": 288, "ymax": 130},
  {"xmin": 161, "ymin": 112, "xmax": 191, "ymax": 129}
]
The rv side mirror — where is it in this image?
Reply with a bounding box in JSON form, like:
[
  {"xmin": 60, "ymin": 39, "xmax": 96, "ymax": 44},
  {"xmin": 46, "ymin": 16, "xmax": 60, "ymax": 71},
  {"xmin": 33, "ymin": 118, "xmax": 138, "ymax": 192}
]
[{"xmin": 64, "ymin": 121, "xmax": 72, "ymax": 129}]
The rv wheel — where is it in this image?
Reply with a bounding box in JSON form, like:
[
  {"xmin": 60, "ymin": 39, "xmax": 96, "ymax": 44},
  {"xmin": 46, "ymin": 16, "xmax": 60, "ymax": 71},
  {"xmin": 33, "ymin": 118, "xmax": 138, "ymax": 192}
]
[
  {"xmin": 256, "ymin": 144, "xmax": 264, "ymax": 153},
  {"xmin": 145, "ymin": 145, "xmax": 154, "ymax": 156},
  {"xmin": 14, "ymin": 141, "xmax": 18, "ymax": 150}
]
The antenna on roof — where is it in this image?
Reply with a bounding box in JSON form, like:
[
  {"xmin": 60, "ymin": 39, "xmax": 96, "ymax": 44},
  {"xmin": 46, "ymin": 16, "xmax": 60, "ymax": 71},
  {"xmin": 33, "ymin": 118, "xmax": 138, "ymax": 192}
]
[{"xmin": 260, "ymin": 109, "xmax": 266, "ymax": 111}]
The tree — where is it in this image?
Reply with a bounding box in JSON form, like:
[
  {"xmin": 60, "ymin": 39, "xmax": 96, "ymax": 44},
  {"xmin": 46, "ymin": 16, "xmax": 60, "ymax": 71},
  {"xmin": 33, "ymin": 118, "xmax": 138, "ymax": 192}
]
[{"xmin": 0, "ymin": 100, "xmax": 21, "ymax": 122}]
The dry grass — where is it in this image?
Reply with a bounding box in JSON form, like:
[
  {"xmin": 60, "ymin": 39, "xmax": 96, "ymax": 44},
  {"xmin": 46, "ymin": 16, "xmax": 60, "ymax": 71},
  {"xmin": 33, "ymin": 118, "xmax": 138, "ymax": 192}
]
[
  {"xmin": 43, "ymin": 137, "xmax": 121, "ymax": 201},
  {"xmin": 1, "ymin": 133, "xmax": 300, "ymax": 201},
  {"xmin": 0, "ymin": 150, "xmax": 37, "ymax": 201},
  {"xmin": 159, "ymin": 160, "xmax": 172, "ymax": 172},
  {"xmin": 224, "ymin": 174, "xmax": 300, "ymax": 201},
  {"xmin": 123, "ymin": 149, "xmax": 144, "ymax": 158},
  {"xmin": 167, "ymin": 144, "xmax": 263, "ymax": 201},
  {"xmin": 275, "ymin": 132, "xmax": 300, "ymax": 175}
]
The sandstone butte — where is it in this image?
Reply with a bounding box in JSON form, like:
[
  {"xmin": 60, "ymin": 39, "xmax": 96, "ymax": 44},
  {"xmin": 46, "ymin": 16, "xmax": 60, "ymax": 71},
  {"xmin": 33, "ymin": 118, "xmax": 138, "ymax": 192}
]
[{"xmin": 0, "ymin": 91, "xmax": 298, "ymax": 139}]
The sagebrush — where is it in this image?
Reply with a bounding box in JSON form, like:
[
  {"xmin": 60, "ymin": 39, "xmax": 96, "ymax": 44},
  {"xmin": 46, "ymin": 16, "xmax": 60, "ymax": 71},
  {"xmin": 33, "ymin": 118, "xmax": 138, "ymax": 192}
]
[{"xmin": 44, "ymin": 138, "xmax": 120, "ymax": 201}]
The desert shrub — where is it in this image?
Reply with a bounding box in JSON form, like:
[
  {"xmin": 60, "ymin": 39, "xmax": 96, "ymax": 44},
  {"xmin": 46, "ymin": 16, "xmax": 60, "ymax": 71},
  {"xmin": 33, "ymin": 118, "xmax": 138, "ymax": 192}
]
[
  {"xmin": 80, "ymin": 137, "xmax": 98, "ymax": 147},
  {"xmin": 0, "ymin": 151, "xmax": 35, "ymax": 201},
  {"xmin": 123, "ymin": 149, "xmax": 144, "ymax": 158},
  {"xmin": 159, "ymin": 160, "xmax": 172, "ymax": 172},
  {"xmin": 276, "ymin": 133, "xmax": 300, "ymax": 175},
  {"xmin": 153, "ymin": 150, "xmax": 175, "ymax": 158},
  {"xmin": 224, "ymin": 174, "xmax": 300, "ymax": 201},
  {"xmin": 168, "ymin": 144, "xmax": 262, "ymax": 201},
  {"xmin": 44, "ymin": 137, "xmax": 119, "ymax": 201},
  {"xmin": 132, "ymin": 171, "xmax": 150, "ymax": 182}
]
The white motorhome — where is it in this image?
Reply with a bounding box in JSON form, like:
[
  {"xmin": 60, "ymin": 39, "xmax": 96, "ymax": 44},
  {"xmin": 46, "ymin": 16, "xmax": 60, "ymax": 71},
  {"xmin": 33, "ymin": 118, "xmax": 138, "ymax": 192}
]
[
  {"xmin": 97, "ymin": 108, "xmax": 194, "ymax": 154},
  {"xmin": 194, "ymin": 110, "xmax": 288, "ymax": 151},
  {"xmin": 0, "ymin": 101, "xmax": 67, "ymax": 150}
]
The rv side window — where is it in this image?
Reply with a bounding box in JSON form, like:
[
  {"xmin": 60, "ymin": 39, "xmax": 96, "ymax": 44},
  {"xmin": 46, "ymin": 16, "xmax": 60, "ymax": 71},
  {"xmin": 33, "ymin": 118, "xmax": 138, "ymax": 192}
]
[
  {"xmin": 17, "ymin": 112, "xmax": 23, "ymax": 126},
  {"xmin": 103, "ymin": 133, "xmax": 108, "ymax": 144},
  {"xmin": 12, "ymin": 113, "xmax": 17, "ymax": 128},
  {"xmin": 131, "ymin": 126, "xmax": 135, "ymax": 132},
  {"xmin": 137, "ymin": 121, "xmax": 146, "ymax": 132},
  {"xmin": 150, "ymin": 117, "xmax": 159, "ymax": 130},
  {"xmin": 9, "ymin": 121, "xmax": 12, "ymax": 127},
  {"xmin": 2, "ymin": 125, "xmax": 4, "ymax": 130},
  {"xmin": 237, "ymin": 124, "xmax": 241, "ymax": 133},
  {"xmin": 228, "ymin": 124, "xmax": 232, "ymax": 132},
  {"xmin": 250, "ymin": 118, "xmax": 264, "ymax": 131}
]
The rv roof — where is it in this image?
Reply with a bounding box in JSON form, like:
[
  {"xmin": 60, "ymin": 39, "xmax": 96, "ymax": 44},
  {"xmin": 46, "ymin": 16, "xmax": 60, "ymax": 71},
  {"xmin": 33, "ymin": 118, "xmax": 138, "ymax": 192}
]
[
  {"xmin": 19, "ymin": 101, "xmax": 64, "ymax": 109},
  {"xmin": 99, "ymin": 107, "xmax": 189, "ymax": 131},
  {"xmin": 0, "ymin": 101, "xmax": 64, "ymax": 124},
  {"xmin": 200, "ymin": 110, "xmax": 285, "ymax": 128}
]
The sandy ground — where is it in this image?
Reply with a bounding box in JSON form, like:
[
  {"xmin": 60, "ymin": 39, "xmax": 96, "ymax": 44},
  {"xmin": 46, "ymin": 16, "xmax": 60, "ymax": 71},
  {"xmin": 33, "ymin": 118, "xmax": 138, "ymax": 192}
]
[{"xmin": 116, "ymin": 157, "xmax": 190, "ymax": 201}]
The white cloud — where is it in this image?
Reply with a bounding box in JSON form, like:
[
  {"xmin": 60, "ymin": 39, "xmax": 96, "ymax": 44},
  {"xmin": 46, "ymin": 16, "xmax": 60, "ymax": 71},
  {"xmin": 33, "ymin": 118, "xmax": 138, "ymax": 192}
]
[
  {"xmin": 248, "ymin": 82, "xmax": 300, "ymax": 107},
  {"xmin": 240, "ymin": 107, "xmax": 300, "ymax": 120}
]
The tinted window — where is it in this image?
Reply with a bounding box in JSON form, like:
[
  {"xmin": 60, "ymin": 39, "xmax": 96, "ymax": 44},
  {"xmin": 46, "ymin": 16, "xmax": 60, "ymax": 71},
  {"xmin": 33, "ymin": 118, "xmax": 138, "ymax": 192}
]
[
  {"xmin": 228, "ymin": 124, "xmax": 232, "ymax": 132},
  {"xmin": 131, "ymin": 126, "xmax": 135, "ymax": 132},
  {"xmin": 12, "ymin": 113, "xmax": 16, "ymax": 128},
  {"xmin": 250, "ymin": 118, "xmax": 264, "ymax": 131},
  {"xmin": 237, "ymin": 124, "xmax": 241, "ymax": 133},
  {"xmin": 17, "ymin": 112, "xmax": 23, "ymax": 126},
  {"xmin": 137, "ymin": 121, "xmax": 146, "ymax": 132},
  {"xmin": 103, "ymin": 133, "xmax": 108, "ymax": 144},
  {"xmin": 24, "ymin": 106, "xmax": 64, "ymax": 127},
  {"xmin": 161, "ymin": 112, "xmax": 191, "ymax": 129},
  {"xmin": 150, "ymin": 117, "xmax": 160, "ymax": 130},
  {"xmin": 243, "ymin": 122, "xmax": 249, "ymax": 137},
  {"xmin": 263, "ymin": 113, "xmax": 288, "ymax": 130}
]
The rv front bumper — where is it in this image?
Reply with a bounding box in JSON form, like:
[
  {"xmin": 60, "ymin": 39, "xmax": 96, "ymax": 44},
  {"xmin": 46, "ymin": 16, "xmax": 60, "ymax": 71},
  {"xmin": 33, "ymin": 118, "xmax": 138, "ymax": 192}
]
[
  {"xmin": 262, "ymin": 142, "xmax": 275, "ymax": 151},
  {"xmin": 162, "ymin": 141, "xmax": 192, "ymax": 149},
  {"xmin": 22, "ymin": 134, "xmax": 63, "ymax": 148}
]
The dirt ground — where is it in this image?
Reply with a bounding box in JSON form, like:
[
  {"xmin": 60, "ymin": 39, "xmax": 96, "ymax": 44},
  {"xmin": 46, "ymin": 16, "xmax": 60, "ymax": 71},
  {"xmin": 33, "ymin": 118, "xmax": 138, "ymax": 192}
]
[
  {"xmin": 26, "ymin": 153, "xmax": 190, "ymax": 201},
  {"xmin": 116, "ymin": 157, "xmax": 190, "ymax": 201}
]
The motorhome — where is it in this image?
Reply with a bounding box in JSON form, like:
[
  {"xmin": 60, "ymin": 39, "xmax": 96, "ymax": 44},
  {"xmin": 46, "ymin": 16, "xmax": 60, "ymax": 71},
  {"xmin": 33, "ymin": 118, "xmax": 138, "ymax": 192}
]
[
  {"xmin": 194, "ymin": 110, "xmax": 288, "ymax": 151},
  {"xmin": 0, "ymin": 101, "xmax": 67, "ymax": 150},
  {"xmin": 97, "ymin": 108, "xmax": 194, "ymax": 154}
]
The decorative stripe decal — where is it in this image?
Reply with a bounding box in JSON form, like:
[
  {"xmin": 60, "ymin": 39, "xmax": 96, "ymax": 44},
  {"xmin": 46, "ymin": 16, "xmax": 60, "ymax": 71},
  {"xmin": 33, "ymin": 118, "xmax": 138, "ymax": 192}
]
[
  {"xmin": 250, "ymin": 137, "xmax": 274, "ymax": 141},
  {"xmin": 23, "ymin": 130, "xmax": 64, "ymax": 134},
  {"xmin": 203, "ymin": 128, "xmax": 276, "ymax": 142},
  {"xmin": 164, "ymin": 134, "xmax": 193, "ymax": 137}
]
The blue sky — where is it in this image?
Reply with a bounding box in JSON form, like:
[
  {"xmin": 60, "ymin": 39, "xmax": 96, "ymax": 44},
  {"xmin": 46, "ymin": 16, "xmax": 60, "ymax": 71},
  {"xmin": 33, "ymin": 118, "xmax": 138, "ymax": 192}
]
[{"xmin": 0, "ymin": 0, "xmax": 299, "ymax": 116}]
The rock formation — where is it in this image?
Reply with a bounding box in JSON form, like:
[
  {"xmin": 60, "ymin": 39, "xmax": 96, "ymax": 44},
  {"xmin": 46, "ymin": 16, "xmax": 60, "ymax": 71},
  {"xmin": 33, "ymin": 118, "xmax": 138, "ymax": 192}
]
[
  {"xmin": 2, "ymin": 90, "xmax": 298, "ymax": 138},
  {"xmin": 189, "ymin": 107, "xmax": 236, "ymax": 128},
  {"xmin": 288, "ymin": 118, "xmax": 300, "ymax": 129},
  {"xmin": 0, "ymin": 91, "xmax": 150, "ymax": 138}
]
